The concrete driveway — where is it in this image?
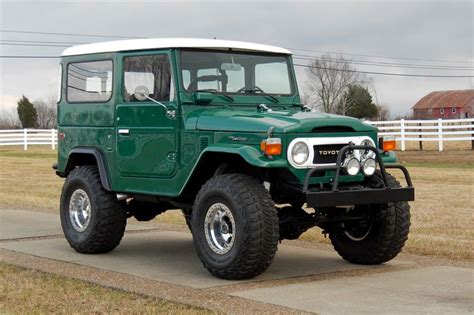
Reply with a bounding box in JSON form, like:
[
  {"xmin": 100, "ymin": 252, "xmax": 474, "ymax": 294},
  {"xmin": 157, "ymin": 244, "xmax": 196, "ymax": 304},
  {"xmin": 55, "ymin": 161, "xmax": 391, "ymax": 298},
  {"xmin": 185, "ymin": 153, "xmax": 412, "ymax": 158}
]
[{"xmin": 1, "ymin": 209, "xmax": 473, "ymax": 314}]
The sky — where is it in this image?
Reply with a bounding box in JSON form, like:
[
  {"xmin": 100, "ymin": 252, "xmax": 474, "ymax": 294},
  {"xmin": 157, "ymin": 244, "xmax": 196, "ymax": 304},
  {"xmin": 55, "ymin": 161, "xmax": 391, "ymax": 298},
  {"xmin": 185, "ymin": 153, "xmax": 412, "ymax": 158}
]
[{"xmin": 0, "ymin": 0, "xmax": 473, "ymax": 118}]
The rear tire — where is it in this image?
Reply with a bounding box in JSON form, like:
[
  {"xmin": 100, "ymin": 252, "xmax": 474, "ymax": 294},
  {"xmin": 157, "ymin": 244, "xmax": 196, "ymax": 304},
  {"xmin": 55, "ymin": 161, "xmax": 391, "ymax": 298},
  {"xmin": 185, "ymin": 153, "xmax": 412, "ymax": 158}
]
[
  {"xmin": 191, "ymin": 174, "xmax": 279, "ymax": 279},
  {"xmin": 329, "ymin": 171, "xmax": 410, "ymax": 264},
  {"xmin": 60, "ymin": 165, "xmax": 126, "ymax": 254}
]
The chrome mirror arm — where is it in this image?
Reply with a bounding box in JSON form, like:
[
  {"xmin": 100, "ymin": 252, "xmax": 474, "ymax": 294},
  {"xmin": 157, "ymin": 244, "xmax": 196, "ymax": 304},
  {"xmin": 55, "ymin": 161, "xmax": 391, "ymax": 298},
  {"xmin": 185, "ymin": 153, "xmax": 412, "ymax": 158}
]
[{"xmin": 140, "ymin": 93, "xmax": 176, "ymax": 119}]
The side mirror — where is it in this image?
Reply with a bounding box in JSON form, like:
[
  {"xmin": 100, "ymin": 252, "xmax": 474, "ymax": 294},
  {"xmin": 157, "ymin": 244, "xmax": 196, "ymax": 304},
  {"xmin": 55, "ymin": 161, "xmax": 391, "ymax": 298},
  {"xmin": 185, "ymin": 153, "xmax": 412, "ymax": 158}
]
[
  {"xmin": 193, "ymin": 91, "xmax": 214, "ymax": 104},
  {"xmin": 133, "ymin": 86, "xmax": 150, "ymax": 101},
  {"xmin": 133, "ymin": 86, "xmax": 176, "ymax": 119}
]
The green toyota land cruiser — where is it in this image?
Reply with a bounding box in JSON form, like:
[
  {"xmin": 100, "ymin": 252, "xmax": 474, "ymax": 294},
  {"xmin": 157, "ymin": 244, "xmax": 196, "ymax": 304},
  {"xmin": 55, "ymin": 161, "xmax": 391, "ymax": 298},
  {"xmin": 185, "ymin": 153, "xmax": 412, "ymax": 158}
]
[{"xmin": 54, "ymin": 38, "xmax": 414, "ymax": 280}]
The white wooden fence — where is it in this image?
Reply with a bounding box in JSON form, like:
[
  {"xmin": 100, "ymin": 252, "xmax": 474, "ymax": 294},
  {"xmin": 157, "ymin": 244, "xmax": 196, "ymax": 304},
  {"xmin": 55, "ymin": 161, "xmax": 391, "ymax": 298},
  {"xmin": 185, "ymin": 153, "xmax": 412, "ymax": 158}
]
[
  {"xmin": 0, "ymin": 129, "xmax": 58, "ymax": 150},
  {"xmin": 366, "ymin": 118, "xmax": 474, "ymax": 151},
  {"xmin": 0, "ymin": 118, "xmax": 473, "ymax": 151}
]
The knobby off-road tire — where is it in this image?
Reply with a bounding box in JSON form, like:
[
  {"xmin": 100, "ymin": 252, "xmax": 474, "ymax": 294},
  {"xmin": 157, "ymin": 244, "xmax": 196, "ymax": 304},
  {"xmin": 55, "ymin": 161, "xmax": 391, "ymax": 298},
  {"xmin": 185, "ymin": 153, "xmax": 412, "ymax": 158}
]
[
  {"xmin": 329, "ymin": 170, "xmax": 410, "ymax": 265},
  {"xmin": 60, "ymin": 165, "xmax": 127, "ymax": 254},
  {"xmin": 191, "ymin": 174, "xmax": 279, "ymax": 280}
]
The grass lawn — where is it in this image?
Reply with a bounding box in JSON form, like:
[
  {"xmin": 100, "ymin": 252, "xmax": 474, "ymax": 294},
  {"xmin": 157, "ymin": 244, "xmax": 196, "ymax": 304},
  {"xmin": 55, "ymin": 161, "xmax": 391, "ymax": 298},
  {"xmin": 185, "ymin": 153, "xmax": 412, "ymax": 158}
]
[
  {"xmin": 0, "ymin": 146, "xmax": 473, "ymax": 261},
  {"xmin": 0, "ymin": 262, "xmax": 208, "ymax": 314}
]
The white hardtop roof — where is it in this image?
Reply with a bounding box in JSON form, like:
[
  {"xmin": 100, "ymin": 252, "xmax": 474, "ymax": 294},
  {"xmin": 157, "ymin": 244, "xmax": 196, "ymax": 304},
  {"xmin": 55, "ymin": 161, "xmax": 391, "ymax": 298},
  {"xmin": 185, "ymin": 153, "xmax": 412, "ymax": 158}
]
[{"xmin": 61, "ymin": 38, "xmax": 292, "ymax": 56}]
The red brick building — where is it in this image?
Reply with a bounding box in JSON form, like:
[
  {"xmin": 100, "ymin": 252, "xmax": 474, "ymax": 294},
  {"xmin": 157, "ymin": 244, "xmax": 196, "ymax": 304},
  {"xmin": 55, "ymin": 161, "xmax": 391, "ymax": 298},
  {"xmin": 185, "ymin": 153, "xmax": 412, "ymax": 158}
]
[{"xmin": 412, "ymin": 90, "xmax": 474, "ymax": 119}]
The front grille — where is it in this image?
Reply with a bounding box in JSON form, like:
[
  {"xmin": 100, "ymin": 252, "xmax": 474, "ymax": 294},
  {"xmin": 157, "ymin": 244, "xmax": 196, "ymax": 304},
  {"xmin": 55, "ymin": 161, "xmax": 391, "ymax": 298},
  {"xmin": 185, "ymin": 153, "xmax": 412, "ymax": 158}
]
[{"xmin": 313, "ymin": 144, "xmax": 346, "ymax": 164}]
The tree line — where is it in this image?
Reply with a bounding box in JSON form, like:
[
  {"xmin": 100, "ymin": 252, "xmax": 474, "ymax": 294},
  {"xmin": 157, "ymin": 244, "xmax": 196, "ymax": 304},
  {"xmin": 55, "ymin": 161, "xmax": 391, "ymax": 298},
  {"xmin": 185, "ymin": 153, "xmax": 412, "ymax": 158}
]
[
  {"xmin": 0, "ymin": 95, "xmax": 57, "ymax": 129},
  {"xmin": 303, "ymin": 54, "xmax": 390, "ymax": 120}
]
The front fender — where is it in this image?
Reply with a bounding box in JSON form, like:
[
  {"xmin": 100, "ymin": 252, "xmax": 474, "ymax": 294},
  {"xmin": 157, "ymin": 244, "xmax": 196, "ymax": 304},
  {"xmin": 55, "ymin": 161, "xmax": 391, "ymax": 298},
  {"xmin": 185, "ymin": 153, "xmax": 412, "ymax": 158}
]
[
  {"xmin": 201, "ymin": 144, "xmax": 288, "ymax": 168},
  {"xmin": 381, "ymin": 150, "xmax": 398, "ymax": 164},
  {"xmin": 178, "ymin": 144, "xmax": 287, "ymax": 196}
]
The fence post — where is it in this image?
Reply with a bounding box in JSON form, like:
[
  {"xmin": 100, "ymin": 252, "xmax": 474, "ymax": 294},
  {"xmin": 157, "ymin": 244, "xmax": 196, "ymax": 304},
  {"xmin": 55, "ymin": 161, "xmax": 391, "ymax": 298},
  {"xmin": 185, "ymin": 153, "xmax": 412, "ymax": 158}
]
[
  {"xmin": 418, "ymin": 122, "xmax": 423, "ymax": 150},
  {"xmin": 51, "ymin": 129, "xmax": 55, "ymax": 150},
  {"xmin": 400, "ymin": 119, "xmax": 406, "ymax": 151},
  {"xmin": 23, "ymin": 129, "xmax": 27, "ymax": 151},
  {"xmin": 437, "ymin": 119, "xmax": 443, "ymax": 152},
  {"xmin": 471, "ymin": 120, "xmax": 474, "ymax": 150}
]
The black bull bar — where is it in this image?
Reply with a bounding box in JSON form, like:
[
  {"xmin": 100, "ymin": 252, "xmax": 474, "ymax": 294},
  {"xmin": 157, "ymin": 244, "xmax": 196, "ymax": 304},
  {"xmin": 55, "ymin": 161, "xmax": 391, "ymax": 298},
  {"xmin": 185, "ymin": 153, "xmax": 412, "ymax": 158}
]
[{"xmin": 303, "ymin": 144, "xmax": 415, "ymax": 207}]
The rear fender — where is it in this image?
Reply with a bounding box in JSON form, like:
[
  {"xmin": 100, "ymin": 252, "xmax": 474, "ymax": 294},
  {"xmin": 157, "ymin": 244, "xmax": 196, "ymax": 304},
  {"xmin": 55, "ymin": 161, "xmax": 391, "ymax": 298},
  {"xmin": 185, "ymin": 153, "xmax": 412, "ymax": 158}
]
[{"xmin": 62, "ymin": 147, "xmax": 112, "ymax": 191}]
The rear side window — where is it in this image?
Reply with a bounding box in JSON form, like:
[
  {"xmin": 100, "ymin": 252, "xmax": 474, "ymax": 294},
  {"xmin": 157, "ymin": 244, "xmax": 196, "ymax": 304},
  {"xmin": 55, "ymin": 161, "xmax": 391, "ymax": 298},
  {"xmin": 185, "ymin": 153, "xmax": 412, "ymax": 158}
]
[
  {"xmin": 123, "ymin": 55, "xmax": 173, "ymax": 102},
  {"xmin": 67, "ymin": 60, "xmax": 113, "ymax": 102}
]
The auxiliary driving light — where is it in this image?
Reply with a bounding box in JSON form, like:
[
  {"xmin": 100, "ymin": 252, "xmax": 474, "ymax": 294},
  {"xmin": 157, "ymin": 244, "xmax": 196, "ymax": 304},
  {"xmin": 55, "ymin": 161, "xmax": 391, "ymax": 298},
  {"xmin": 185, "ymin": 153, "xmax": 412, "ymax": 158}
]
[
  {"xmin": 343, "ymin": 157, "xmax": 360, "ymax": 176},
  {"xmin": 362, "ymin": 158, "xmax": 377, "ymax": 176},
  {"xmin": 361, "ymin": 139, "xmax": 376, "ymax": 159}
]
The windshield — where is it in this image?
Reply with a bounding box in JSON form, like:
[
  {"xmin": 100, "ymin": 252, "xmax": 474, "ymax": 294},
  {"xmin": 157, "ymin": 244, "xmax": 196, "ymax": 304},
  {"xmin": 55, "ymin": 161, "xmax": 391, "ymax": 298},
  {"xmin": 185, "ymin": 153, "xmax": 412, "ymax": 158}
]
[{"xmin": 179, "ymin": 50, "xmax": 294, "ymax": 95}]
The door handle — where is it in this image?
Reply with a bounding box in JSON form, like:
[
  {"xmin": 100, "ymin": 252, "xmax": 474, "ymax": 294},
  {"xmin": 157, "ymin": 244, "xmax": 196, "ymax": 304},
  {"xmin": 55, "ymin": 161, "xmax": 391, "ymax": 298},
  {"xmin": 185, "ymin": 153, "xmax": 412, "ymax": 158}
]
[{"xmin": 118, "ymin": 129, "xmax": 130, "ymax": 135}]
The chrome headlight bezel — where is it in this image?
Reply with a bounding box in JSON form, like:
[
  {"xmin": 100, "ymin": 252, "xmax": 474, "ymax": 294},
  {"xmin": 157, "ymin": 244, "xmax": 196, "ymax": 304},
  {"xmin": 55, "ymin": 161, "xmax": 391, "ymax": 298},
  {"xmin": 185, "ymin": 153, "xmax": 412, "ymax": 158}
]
[
  {"xmin": 362, "ymin": 158, "xmax": 377, "ymax": 176},
  {"xmin": 343, "ymin": 157, "xmax": 360, "ymax": 176},
  {"xmin": 291, "ymin": 141, "xmax": 310, "ymax": 166},
  {"xmin": 360, "ymin": 139, "xmax": 376, "ymax": 159}
]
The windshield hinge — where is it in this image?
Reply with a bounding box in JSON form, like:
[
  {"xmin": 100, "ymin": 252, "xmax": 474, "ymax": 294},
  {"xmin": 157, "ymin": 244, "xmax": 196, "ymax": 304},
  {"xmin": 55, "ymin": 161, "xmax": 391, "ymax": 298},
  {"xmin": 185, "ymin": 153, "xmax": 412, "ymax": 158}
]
[{"xmin": 258, "ymin": 103, "xmax": 272, "ymax": 113}]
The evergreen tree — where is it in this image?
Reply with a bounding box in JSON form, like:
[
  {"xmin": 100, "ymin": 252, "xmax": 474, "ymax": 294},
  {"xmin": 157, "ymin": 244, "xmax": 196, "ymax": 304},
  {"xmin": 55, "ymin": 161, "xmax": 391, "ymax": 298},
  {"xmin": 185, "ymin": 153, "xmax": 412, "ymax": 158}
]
[
  {"xmin": 338, "ymin": 85, "xmax": 378, "ymax": 119},
  {"xmin": 17, "ymin": 95, "xmax": 38, "ymax": 128}
]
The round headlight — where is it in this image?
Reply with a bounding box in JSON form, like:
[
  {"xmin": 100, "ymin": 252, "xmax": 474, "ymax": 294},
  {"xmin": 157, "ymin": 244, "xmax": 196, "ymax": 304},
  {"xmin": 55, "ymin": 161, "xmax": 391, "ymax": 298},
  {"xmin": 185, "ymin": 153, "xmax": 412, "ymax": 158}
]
[
  {"xmin": 362, "ymin": 158, "xmax": 376, "ymax": 176},
  {"xmin": 291, "ymin": 142, "xmax": 309, "ymax": 165},
  {"xmin": 344, "ymin": 157, "xmax": 360, "ymax": 176}
]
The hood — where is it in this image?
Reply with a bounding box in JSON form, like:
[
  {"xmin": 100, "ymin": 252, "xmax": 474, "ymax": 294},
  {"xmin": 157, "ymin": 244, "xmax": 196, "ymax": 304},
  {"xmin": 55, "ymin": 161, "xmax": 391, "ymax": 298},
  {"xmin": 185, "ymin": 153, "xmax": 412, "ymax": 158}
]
[{"xmin": 189, "ymin": 107, "xmax": 377, "ymax": 133}]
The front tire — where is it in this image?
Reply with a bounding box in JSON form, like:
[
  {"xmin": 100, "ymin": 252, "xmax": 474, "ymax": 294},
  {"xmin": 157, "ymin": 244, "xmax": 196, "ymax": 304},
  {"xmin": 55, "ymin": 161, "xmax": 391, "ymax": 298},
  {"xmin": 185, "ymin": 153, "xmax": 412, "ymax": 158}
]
[
  {"xmin": 191, "ymin": 174, "xmax": 279, "ymax": 279},
  {"xmin": 60, "ymin": 165, "xmax": 127, "ymax": 254},
  {"xmin": 329, "ymin": 171, "xmax": 410, "ymax": 264}
]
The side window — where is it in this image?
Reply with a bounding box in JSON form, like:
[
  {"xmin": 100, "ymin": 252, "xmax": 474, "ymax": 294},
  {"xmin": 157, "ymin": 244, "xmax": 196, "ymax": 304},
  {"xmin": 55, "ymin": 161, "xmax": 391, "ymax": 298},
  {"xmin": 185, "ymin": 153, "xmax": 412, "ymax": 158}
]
[
  {"xmin": 67, "ymin": 60, "xmax": 113, "ymax": 102},
  {"xmin": 123, "ymin": 55, "xmax": 173, "ymax": 102}
]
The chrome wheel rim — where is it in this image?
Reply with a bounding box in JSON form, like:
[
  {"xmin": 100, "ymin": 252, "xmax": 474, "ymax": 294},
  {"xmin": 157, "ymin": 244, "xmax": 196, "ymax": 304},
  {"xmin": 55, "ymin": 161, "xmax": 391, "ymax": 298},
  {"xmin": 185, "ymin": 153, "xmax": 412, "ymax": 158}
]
[
  {"xmin": 69, "ymin": 189, "xmax": 91, "ymax": 233},
  {"xmin": 204, "ymin": 203, "xmax": 236, "ymax": 255}
]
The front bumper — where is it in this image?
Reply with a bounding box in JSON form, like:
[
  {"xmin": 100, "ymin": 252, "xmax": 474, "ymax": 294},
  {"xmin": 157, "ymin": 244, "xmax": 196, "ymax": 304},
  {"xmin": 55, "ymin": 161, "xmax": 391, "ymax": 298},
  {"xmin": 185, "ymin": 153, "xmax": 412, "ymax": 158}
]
[{"xmin": 303, "ymin": 145, "xmax": 415, "ymax": 208}]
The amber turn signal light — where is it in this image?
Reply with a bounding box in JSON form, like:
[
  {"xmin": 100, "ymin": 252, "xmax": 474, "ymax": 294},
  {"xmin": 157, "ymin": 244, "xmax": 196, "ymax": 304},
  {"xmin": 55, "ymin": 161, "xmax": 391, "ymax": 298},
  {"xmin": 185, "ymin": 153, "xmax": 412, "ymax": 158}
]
[
  {"xmin": 382, "ymin": 138, "xmax": 397, "ymax": 151},
  {"xmin": 260, "ymin": 138, "xmax": 282, "ymax": 156}
]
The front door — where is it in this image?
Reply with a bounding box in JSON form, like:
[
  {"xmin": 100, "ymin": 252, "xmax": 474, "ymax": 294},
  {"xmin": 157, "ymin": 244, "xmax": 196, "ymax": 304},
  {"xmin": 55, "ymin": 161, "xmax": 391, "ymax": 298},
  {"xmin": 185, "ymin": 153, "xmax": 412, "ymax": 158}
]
[{"xmin": 116, "ymin": 52, "xmax": 178, "ymax": 178}]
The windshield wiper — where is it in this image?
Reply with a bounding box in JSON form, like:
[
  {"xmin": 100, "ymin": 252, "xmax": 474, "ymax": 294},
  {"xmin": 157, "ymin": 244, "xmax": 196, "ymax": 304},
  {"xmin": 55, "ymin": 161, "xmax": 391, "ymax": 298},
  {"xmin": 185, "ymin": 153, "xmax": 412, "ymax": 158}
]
[
  {"xmin": 194, "ymin": 89, "xmax": 234, "ymax": 102},
  {"xmin": 244, "ymin": 88, "xmax": 279, "ymax": 103}
]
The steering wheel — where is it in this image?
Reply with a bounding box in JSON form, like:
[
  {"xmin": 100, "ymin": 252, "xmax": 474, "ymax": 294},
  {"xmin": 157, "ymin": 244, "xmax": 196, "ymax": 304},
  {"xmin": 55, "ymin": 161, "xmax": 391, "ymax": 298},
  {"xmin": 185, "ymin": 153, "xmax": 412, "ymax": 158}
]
[{"xmin": 236, "ymin": 85, "xmax": 265, "ymax": 93}]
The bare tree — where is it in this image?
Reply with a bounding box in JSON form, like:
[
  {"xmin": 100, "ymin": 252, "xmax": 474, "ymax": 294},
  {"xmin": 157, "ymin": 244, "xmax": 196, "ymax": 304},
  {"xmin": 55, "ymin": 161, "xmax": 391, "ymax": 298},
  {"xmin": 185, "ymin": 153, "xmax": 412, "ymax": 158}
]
[
  {"xmin": 34, "ymin": 97, "xmax": 57, "ymax": 129},
  {"xmin": 304, "ymin": 54, "xmax": 368, "ymax": 113},
  {"xmin": 0, "ymin": 109, "xmax": 21, "ymax": 128},
  {"xmin": 375, "ymin": 104, "xmax": 391, "ymax": 121}
]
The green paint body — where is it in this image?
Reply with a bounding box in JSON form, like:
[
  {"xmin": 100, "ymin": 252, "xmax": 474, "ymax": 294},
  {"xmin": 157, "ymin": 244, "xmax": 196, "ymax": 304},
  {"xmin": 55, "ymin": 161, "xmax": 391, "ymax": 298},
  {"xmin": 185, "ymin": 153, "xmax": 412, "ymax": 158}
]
[{"xmin": 57, "ymin": 48, "xmax": 396, "ymax": 197}]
